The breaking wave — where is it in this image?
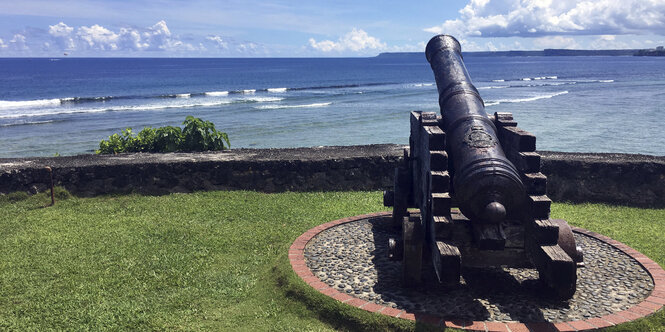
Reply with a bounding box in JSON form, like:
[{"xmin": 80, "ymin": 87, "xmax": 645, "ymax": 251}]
[
  {"xmin": 0, "ymin": 96, "xmax": 283, "ymax": 119},
  {"xmin": 0, "ymin": 98, "xmax": 62, "ymax": 109},
  {"xmin": 254, "ymin": 102, "xmax": 332, "ymax": 110},
  {"xmin": 485, "ymin": 91, "xmax": 568, "ymax": 106}
]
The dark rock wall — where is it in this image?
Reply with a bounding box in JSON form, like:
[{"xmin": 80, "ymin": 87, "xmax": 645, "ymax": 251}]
[{"xmin": 1, "ymin": 145, "xmax": 663, "ymax": 208}]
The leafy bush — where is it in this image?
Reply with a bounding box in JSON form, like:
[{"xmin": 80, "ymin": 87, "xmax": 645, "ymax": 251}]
[{"xmin": 97, "ymin": 116, "xmax": 230, "ymax": 154}]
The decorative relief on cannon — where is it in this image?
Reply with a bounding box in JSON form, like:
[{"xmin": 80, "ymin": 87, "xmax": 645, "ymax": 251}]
[{"xmin": 384, "ymin": 35, "xmax": 583, "ymax": 299}]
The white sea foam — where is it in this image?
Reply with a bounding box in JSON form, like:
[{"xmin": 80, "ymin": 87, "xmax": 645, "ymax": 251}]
[
  {"xmin": 244, "ymin": 97, "xmax": 283, "ymax": 103},
  {"xmin": 0, "ymin": 119, "xmax": 56, "ymax": 127},
  {"xmin": 0, "ymin": 96, "xmax": 283, "ymax": 119},
  {"xmin": 205, "ymin": 91, "xmax": 229, "ymax": 96},
  {"xmin": 547, "ymin": 76, "xmax": 558, "ymax": 79},
  {"xmin": 175, "ymin": 93, "xmax": 191, "ymax": 98},
  {"xmin": 241, "ymin": 89, "xmax": 256, "ymax": 94},
  {"xmin": 598, "ymin": 79, "xmax": 614, "ymax": 83},
  {"xmin": 486, "ymin": 91, "xmax": 568, "ymax": 107},
  {"xmin": 477, "ymin": 86, "xmax": 508, "ymax": 90},
  {"xmin": 492, "ymin": 79, "xmax": 505, "ymax": 82},
  {"xmin": 255, "ymin": 102, "xmax": 331, "ymax": 110},
  {"xmin": 521, "ymin": 77, "xmax": 532, "ymax": 81},
  {"xmin": 267, "ymin": 87, "xmax": 288, "ymax": 93},
  {"xmin": 0, "ymin": 98, "xmax": 62, "ymax": 109},
  {"xmin": 412, "ymin": 83, "xmax": 435, "ymax": 87}
]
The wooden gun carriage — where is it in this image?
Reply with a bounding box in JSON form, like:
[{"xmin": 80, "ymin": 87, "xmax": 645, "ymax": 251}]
[{"xmin": 384, "ymin": 35, "xmax": 583, "ymax": 299}]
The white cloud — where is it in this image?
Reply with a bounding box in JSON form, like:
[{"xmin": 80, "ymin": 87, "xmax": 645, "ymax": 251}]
[
  {"xmin": 40, "ymin": 20, "xmax": 200, "ymax": 54},
  {"xmin": 48, "ymin": 22, "xmax": 73, "ymax": 37},
  {"xmin": 309, "ymin": 28, "xmax": 386, "ymax": 53},
  {"xmin": 143, "ymin": 20, "xmax": 172, "ymax": 51},
  {"xmin": 77, "ymin": 24, "xmax": 119, "ymax": 50},
  {"xmin": 206, "ymin": 35, "xmax": 228, "ymax": 49},
  {"xmin": 9, "ymin": 34, "xmax": 28, "ymax": 51},
  {"xmin": 425, "ymin": 0, "xmax": 665, "ymax": 38},
  {"xmin": 49, "ymin": 22, "xmax": 76, "ymax": 50},
  {"xmin": 0, "ymin": 38, "xmax": 6, "ymax": 49},
  {"xmin": 117, "ymin": 28, "xmax": 146, "ymax": 50}
]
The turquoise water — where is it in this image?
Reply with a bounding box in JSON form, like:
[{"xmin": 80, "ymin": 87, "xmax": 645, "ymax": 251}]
[{"xmin": 1, "ymin": 56, "xmax": 664, "ymax": 157}]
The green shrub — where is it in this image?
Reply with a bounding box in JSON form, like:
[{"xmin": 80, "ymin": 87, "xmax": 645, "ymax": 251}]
[{"xmin": 97, "ymin": 116, "xmax": 229, "ymax": 154}]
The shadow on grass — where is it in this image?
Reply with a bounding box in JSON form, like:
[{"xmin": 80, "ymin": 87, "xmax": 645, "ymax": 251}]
[{"xmin": 269, "ymin": 255, "xmax": 447, "ymax": 331}]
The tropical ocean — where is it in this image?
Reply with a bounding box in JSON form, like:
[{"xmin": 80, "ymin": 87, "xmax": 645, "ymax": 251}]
[{"xmin": 1, "ymin": 54, "xmax": 664, "ymax": 158}]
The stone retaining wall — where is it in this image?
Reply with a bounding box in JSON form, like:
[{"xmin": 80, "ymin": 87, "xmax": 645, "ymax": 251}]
[{"xmin": 1, "ymin": 144, "xmax": 663, "ymax": 208}]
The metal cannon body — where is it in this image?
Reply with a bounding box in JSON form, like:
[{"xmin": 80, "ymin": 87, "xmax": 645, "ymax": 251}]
[
  {"xmin": 425, "ymin": 35, "xmax": 524, "ymax": 224},
  {"xmin": 384, "ymin": 34, "xmax": 582, "ymax": 299}
]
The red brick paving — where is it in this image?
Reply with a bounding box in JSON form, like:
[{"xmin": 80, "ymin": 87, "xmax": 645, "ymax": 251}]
[
  {"xmin": 505, "ymin": 322, "xmax": 529, "ymax": 332},
  {"xmin": 464, "ymin": 321, "xmax": 486, "ymax": 331},
  {"xmin": 586, "ymin": 317, "xmax": 613, "ymax": 329},
  {"xmin": 444, "ymin": 320, "xmax": 468, "ymax": 329},
  {"xmin": 552, "ymin": 322, "xmax": 575, "ymax": 331},
  {"xmin": 566, "ymin": 320, "xmax": 596, "ymax": 331},
  {"xmin": 344, "ymin": 297, "xmax": 366, "ymax": 308},
  {"xmin": 360, "ymin": 302, "xmax": 384, "ymax": 313},
  {"xmin": 484, "ymin": 321, "xmax": 509, "ymax": 332},
  {"xmin": 289, "ymin": 213, "xmax": 665, "ymax": 332},
  {"xmin": 600, "ymin": 313, "xmax": 629, "ymax": 325}
]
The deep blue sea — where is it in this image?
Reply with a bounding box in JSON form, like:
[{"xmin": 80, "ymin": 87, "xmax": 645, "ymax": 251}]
[{"xmin": 1, "ymin": 55, "xmax": 664, "ymax": 158}]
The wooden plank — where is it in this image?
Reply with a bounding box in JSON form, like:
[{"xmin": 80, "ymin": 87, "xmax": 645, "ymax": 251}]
[
  {"xmin": 431, "ymin": 192, "xmax": 451, "ymax": 216},
  {"xmin": 430, "ymin": 171, "xmax": 450, "ymax": 193},
  {"xmin": 525, "ymin": 239, "xmax": 577, "ymax": 299},
  {"xmin": 402, "ymin": 216, "xmax": 424, "ymax": 287},
  {"xmin": 528, "ymin": 195, "xmax": 551, "ymax": 219},
  {"xmin": 526, "ymin": 218, "xmax": 559, "ymax": 245},
  {"xmin": 433, "ymin": 241, "xmax": 461, "ymax": 284},
  {"xmin": 493, "ymin": 112, "xmax": 518, "ymax": 127},
  {"xmin": 409, "ymin": 111, "xmax": 421, "ymax": 159},
  {"xmin": 506, "ymin": 151, "xmax": 541, "ymax": 173},
  {"xmin": 472, "ymin": 223, "xmax": 506, "ymax": 250},
  {"xmin": 433, "ymin": 215, "xmax": 452, "ymax": 239},
  {"xmin": 392, "ymin": 166, "xmax": 410, "ymax": 228},
  {"xmin": 499, "ymin": 126, "xmax": 536, "ymax": 152},
  {"xmin": 424, "ymin": 125, "xmax": 446, "ymax": 150},
  {"xmin": 420, "ymin": 112, "xmax": 438, "ymax": 126},
  {"xmin": 429, "ymin": 150, "xmax": 448, "ymax": 171},
  {"xmin": 522, "ymin": 172, "xmax": 547, "ymax": 195}
]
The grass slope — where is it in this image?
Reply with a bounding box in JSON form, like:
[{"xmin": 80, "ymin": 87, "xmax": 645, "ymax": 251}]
[{"xmin": 0, "ymin": 190, "xmax": 663, "ymax": 331}]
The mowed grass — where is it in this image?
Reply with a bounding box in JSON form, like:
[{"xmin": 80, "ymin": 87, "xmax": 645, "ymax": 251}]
[{"xmin": 0, "ymin": 189, "xmax": 663, "ymax": 331}]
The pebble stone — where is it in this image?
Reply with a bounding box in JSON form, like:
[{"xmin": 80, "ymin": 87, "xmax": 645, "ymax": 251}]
[{"xmin": 303, "ymin": 216, "xmax": 654, "ymax": 323}]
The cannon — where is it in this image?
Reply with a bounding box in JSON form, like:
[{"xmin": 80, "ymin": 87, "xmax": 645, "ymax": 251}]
[{"xmin": 384, "ymin": 35, "xmax": 583, "ymax": 299}]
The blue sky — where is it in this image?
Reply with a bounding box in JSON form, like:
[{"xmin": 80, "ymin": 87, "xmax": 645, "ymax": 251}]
[{"xmin": 1, "ymin": 0, "xmax": 664, "ymax": 57}]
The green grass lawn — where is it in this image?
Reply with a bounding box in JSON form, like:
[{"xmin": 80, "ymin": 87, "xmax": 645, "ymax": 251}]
[{"xmin": 1, "ymin": 189, "xmax": 663, "ymax": 331}]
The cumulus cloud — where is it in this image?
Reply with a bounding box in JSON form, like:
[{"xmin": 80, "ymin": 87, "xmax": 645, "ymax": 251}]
[
  {"xmin": 49, "ymin": 22, "xmax": 76, "ymax": 50},
  {"xmin": 0, "ymin": 38, "xmax": 6, "ymax": 49},
  {"xmin": 425, "ymin": 0, "xmax": 665, "ymax": 38},
  {"xmin": 40, "ymin": 20, "xmax": 206, "ymax": 54},
  {"xmin": 309, "ymin": 28, "xmax": 386, "ymax": 53},
  {"xmin": 143, "ymin": 20, "xmax": 173, "ymax": 51},
  {"xmin": 77, "ymin": 24, "xmax": 119, "ymax": 50},
  {"xmin": 9, "ymin": 34, "xmax": 28, "ymax": 51},
  {"xmin": 206, "ymin": 35, "xmax": 228, "ymax": 49}
]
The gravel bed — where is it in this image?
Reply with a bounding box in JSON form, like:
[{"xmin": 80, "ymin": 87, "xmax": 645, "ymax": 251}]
[{"xmin": 304, "ymin": 216, "xmax": 654, "ymax": 322}]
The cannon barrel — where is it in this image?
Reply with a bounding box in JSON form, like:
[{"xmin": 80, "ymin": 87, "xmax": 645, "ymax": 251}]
[{"xmin": 425, "ymin": 35, "xmax": 524, "ymax": 223}]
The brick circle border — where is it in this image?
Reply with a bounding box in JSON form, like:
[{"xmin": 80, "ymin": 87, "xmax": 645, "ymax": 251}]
[{"xmin": 289, "ymin": 211, "xmax": 665, "ymax": 331}]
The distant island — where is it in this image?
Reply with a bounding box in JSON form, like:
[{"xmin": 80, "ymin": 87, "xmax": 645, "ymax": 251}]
[{"xmin": 378, "ymin": 47, "xmax": 665, "ymax": 58}]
